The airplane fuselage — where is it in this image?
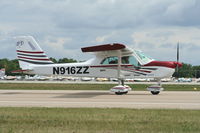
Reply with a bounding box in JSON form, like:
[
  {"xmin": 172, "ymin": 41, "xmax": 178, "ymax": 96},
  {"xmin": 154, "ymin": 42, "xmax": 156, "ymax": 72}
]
[{"xmin": 27, "ymin": 61, "xmax": 175, "ymax": 79}]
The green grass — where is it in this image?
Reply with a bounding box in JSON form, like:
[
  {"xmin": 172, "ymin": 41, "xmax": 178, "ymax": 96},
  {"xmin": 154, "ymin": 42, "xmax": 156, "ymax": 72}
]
[
  {"xmin": 0, "ymin": 108, "xmax": 199, "ymax": 133},
  {"xmin": 0, "ymin": 83, "xmax": 199, "ymax": 91}
]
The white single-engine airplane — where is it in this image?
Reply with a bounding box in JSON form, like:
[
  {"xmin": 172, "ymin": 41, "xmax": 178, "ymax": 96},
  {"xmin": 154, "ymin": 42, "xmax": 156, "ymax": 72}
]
[{"xmin": 15, "ymin": 36, "xmax": 182, "ymax": 95}]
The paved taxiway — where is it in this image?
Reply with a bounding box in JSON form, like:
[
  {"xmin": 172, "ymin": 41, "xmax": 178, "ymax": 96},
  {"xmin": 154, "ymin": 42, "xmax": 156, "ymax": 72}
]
[
  {"xmin": 1, "ymin": 80, "xmax": 200, "ymax": 85},
  {"xmin": 0, "ymin": 90, "xmax": 199, "ymax": 109}
]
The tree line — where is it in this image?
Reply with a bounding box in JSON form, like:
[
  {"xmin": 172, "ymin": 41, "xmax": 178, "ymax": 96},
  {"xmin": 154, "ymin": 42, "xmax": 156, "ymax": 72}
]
[
  {"xmin": 0, "ymin": 58, "xmax": 200, "ymax": 78},
  {"xmin": 173, "ymin": 63, "xmax": 200, "ymax": 78}
]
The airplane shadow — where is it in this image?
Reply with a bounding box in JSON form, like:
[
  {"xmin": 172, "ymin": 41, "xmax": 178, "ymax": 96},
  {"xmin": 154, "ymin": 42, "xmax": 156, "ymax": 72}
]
[
  {"xmin": 54, "ymin": 91, "xmax": 150, "ymax": 98},
  {"xmin": 0, "ymin": 92, "xmax": 22, "ymax": 95},
  {"xmin": 54, "ymin": 92, "xmax": 110, "ymax": 98}
]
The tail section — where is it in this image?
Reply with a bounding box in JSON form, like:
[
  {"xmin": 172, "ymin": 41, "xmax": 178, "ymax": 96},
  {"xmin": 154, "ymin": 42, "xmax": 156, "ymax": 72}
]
[{"xmin": 15, "ymin": 36, "xmax": 53, "ymax": 70}]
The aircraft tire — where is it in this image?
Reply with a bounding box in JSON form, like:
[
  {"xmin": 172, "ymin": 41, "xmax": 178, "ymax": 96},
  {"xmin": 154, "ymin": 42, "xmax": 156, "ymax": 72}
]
[
  {"xmin": 115, "ymin": 91, "xmax": 128, "ymax": 95},
  {"xmin": 115, "ymin": 92, "xmax": 123, "ymax": 95},
  {"xmin": 151, "ymin": 91, "xmax": 160, "ymax": 95},
  {"xmin": 123, "ymin": 91, "xmax": 128, "ymax": 94}
]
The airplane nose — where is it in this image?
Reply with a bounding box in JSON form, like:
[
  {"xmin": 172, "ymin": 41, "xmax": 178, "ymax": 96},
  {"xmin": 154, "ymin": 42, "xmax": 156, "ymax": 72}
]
[
  {"xmin": 173, "ymin": 62, "xmax": 182, "ymax": 68},
  {"xmin": 144, "ymin": 61, "xmax": 182, "ymax": 69}
]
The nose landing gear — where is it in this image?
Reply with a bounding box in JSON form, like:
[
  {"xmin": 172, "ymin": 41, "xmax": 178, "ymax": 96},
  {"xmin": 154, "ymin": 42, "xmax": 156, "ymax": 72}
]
[{"xmin": 146, "ymin": 79, "xmax": 164, "ymax": 95}]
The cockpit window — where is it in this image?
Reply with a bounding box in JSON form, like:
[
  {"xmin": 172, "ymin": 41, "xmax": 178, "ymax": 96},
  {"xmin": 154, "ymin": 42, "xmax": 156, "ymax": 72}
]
[
  {"xmin": 101, "ymin": 56, "xmax": 118, "ymax": 64},
  {"xmin": 135, "ymin": 50, "xmax": 152, "ymax": 63},
  {"xmin": 101, "ymin": 56, "xmax": 140, "ymax": 66},
  {"xmin": 122, "ymin": 56, "xmax": 140, "ymax": 67}
]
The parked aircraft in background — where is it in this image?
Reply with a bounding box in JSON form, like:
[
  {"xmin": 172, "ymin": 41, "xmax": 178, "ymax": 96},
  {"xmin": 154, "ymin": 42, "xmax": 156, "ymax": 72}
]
[
  {"xmin": 14, "ymin": 36, "xmax": 182, "ymax": 95},
  {"xmin": 0, "ymin": 68, "xmax": 5, "ymax": 79}
]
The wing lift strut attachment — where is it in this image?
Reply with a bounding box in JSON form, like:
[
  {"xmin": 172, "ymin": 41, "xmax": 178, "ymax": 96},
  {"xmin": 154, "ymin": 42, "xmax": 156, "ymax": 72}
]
[{"xmin": 110, "ymin": 50, "xmax": 132, "ymax": 95}]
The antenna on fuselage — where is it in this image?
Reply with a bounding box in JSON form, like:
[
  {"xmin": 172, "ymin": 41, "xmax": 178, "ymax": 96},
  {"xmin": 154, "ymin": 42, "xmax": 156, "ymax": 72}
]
[{"xmin": 176, "ymin": 42, "xmax": 180, "ymax": 77}]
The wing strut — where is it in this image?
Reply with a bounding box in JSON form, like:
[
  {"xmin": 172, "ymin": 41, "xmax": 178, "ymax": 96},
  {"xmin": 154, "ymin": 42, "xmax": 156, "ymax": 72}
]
[
  {"xmin": 110, "ymin": 50, "xmax": 132, "ymax": 95},
  {"xmin": 117, "ymin": 50, "xmax": 123, "ymax": 85}
]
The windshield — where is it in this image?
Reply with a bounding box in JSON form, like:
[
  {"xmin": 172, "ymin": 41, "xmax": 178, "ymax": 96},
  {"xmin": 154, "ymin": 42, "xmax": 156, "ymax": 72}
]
[{"xmin": 135, "ymin": 50, "xmax": 153, "ymax": 63}]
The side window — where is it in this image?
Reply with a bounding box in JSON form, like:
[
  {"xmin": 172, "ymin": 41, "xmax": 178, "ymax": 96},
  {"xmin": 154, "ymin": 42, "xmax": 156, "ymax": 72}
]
[
  {"xmin": 122, "ymin": 56, "xmax": 129, "ymax": 64},
  {"xmin": 101, "ymin": 56, "xmax": 118, "ymax": 64},
  {"xmin": 122, "ymin": 56, "xmax": 140, "ymax": 67}
]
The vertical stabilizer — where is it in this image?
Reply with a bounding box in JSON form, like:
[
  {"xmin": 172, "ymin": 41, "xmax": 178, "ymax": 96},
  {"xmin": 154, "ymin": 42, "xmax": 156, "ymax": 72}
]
[{"xmin": 15, "ymin": 36, "xmax": 53, "ymax": 70}]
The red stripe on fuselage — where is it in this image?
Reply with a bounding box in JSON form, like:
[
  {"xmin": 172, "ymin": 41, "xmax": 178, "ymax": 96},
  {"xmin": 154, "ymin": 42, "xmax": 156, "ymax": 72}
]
[
  {"xmin": 123, "ymin": 67, "xmax": 151, "ymax": 73},
  {"xmin": 110, "ymin": 67, "xmax": 152, "ymax": 73},
  {"xmin": 90, "ymin": 65, "xmax": 133, "ymax": 68},
  {"xmin": 144, "ymin": 61, "xmax": 181, "ymax": 69},
  {"xmin": 90, "ymin": 65, "xmax": 152, "ymax": 73}
]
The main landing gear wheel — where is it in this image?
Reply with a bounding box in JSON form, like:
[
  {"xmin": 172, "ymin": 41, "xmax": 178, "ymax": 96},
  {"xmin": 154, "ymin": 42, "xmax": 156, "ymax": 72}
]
[
  {"xmin": 150, "ymin": 91, "xmax": 160, "ymax": 95},
  {"xmin": 110, "ymin": 85, "xmax": 132, "ymax": 95}
]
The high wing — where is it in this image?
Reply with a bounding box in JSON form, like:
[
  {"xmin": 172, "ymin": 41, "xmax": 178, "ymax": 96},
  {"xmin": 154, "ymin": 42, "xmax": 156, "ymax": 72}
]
[
  {"xmin": 81, "ymin": 43, "xmax": 134, "ymax": 59},
  {"xmin": 81, "ymin": 43, "xmax": 126, "ymax": 52}
]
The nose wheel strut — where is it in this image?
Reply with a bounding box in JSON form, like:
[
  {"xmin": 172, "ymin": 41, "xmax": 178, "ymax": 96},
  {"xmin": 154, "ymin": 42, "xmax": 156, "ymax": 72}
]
[{"xmin": 147, "ymin": 79, "xmax": 164, "ymax": 95}]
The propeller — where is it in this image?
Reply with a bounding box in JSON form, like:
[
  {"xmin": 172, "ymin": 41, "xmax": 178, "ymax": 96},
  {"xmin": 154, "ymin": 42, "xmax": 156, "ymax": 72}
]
[{"xmin": 177, "ymin": 42, "xmax": 179, "ymax": 63}]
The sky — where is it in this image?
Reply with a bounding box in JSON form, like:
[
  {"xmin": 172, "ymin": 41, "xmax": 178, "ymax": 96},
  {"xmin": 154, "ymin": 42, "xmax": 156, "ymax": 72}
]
[{"xmin": 0, "ymin": 0, "xmax": 200, "ymax": 65}]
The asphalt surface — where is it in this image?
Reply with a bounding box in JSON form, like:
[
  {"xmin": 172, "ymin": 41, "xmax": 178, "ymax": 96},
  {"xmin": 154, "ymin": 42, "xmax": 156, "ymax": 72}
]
[{"xmin": 0, "ymin": 90, "xmax": 199, "ymax": 109}]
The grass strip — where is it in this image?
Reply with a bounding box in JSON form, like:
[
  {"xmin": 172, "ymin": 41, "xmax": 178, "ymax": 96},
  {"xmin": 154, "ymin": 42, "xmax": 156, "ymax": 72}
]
[
  {"xmin": 0, "ymin": 107, "xmax": 199, "ymax": 133},
  {"xmin": 0, "ymin": 83, "xmax": 200, "ymax": 91}
]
